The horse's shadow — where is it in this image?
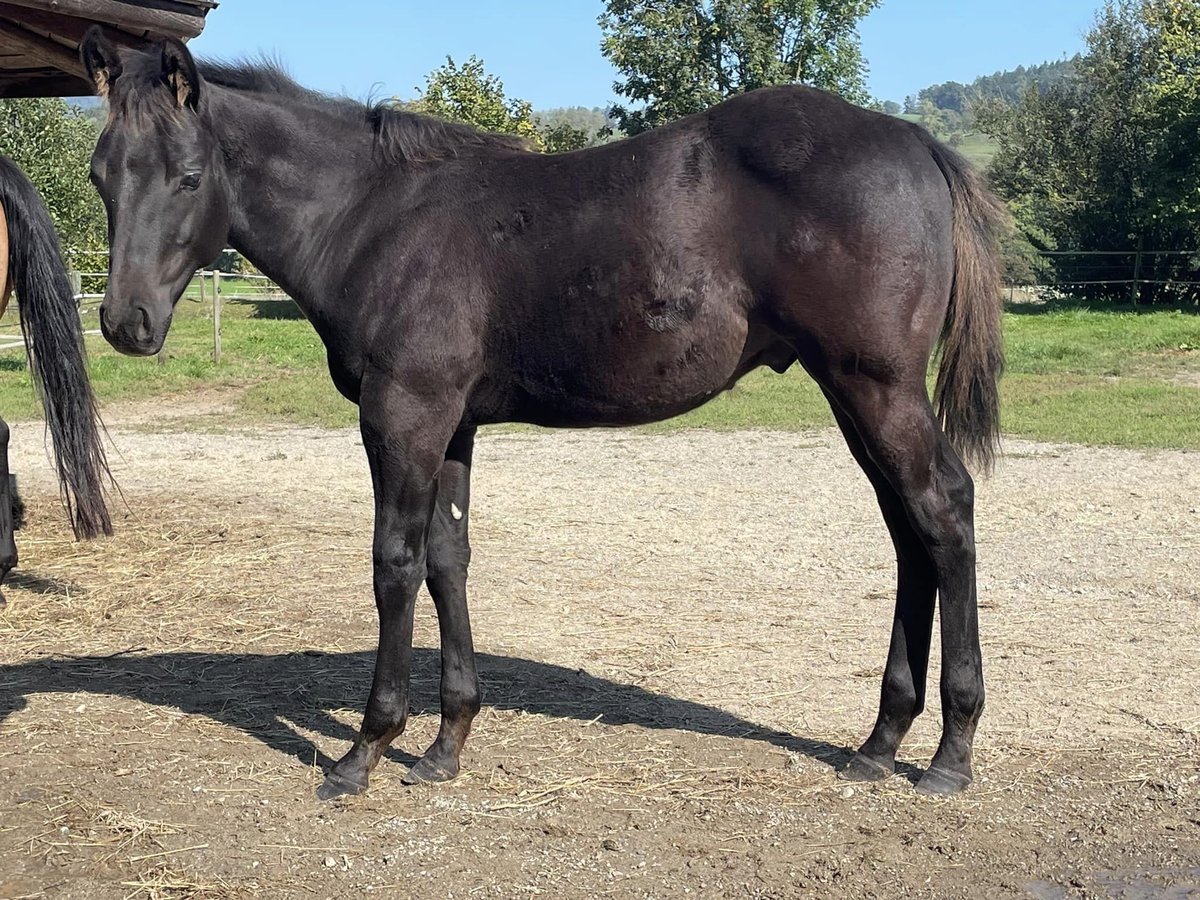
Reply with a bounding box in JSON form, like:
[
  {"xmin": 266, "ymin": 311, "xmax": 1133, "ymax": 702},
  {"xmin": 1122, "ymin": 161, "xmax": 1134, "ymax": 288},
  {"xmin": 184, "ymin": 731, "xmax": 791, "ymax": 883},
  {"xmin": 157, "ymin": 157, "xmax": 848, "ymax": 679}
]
[{"xmin": 0, "ymin": 647, "xmax": 910, "ymax": 780}]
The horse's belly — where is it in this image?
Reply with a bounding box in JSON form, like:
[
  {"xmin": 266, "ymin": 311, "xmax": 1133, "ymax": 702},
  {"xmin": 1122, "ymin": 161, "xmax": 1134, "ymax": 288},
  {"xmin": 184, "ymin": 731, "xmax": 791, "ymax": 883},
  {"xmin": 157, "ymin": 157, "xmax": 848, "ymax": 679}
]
[{"xmin": 509, "ymin": 308, "xmax": 751, "ymax": 427}]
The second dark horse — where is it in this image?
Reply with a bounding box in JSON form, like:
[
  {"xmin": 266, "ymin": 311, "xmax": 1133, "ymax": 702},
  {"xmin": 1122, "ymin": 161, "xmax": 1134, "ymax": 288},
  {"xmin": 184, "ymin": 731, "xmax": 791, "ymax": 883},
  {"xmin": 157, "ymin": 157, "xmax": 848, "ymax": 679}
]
[{"xmin": 81, "ymin": 30, "xmax": 1006, "ymax": 799}]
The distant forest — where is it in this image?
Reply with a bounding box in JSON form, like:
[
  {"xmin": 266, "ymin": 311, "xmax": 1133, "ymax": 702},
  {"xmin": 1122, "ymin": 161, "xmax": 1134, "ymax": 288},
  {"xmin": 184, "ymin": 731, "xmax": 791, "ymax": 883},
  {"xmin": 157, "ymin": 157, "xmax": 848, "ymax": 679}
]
[{"xmin": 905, "ymin": 56, "xmax": 1080, "ymax": 115}]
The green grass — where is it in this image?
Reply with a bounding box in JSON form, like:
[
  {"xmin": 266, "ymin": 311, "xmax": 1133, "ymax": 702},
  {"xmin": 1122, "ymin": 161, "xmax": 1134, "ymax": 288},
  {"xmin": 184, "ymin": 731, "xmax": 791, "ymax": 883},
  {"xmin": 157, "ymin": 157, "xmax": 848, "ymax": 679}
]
[
  {"xmin": 951, "ymin": 132, "xmax": 999, "ymax": 170},
  {"xmin": 1004, "ymin": 303, "xmax": 1200, "ymax": 377},
  {"xmin": 2, "ymin": 290, "xmax": 1199, "ymax": 450},
  {"xmin": 648, "ymin": 369, "xmax": 833, "ymax": 432},
  {"xmin": 889, "ymin": 114, "xmax": 999, "ymax": 170},
  {"xmin": 1001, "ymin": 374, "xmax": 1200, "ymax": 448}
]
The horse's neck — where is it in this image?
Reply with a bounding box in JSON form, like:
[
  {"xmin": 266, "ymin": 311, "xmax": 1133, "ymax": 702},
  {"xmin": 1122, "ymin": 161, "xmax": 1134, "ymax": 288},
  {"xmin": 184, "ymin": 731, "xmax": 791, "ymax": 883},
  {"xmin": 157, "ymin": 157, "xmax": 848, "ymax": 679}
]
[{"xmin": 209, "ymin": 87, "xmax": 374, "ymax": 321}]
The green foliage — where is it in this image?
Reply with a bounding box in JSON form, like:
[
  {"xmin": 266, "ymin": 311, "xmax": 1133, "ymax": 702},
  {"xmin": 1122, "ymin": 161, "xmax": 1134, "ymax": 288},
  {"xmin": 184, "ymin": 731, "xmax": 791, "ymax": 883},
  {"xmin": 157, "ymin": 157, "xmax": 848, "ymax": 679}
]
[
  {"xmin": 918, "ymin": 59, "xmax": 1079, "ymax": 116},
  {"xmin": 978, "ymin": 0, "xmax": 1200, "ymax": 302},
  {"xmin": 599, "ymin": 0, "xmax": 880, "ymax": 134},
  {"xmin": 1142, "ymin": 0, "xmax": 1200, "ymax": 232},
  {"xmin": 920, "ymin": 80, "xmax": 971, "ymax": 115},
  {"xmin": 534, "ymin": 106, "xmax": 617, "ymax": 147},
  {"xmin": 413, "ymin": 56, "xmax": 542, "ymax": 145},
  {"xmin": 0, "ymin": 98, "xmax": 106, "ymax": 253},
  {"xmin": 915, "ymin": 98, "xmax": 966, "ymax": 140},
  {"xmin": 900, "ymin": 59, "xmax": 1075, "ymax": 222},
  {"xmin": 411, "ymin": 56, "xmax": 591, "ymax": 154}
]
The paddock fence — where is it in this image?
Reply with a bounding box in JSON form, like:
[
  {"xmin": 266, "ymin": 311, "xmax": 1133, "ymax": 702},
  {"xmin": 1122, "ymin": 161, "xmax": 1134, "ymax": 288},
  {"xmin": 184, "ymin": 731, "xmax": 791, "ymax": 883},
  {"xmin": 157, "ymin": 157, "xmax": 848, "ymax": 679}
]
[
  {"xmin": 1005, "ymin": 249, "xmax": 1200, "ymax": 305},
  {"xmin": 0, "ymin": 249, "xmax": 293, "ymax": 361}
]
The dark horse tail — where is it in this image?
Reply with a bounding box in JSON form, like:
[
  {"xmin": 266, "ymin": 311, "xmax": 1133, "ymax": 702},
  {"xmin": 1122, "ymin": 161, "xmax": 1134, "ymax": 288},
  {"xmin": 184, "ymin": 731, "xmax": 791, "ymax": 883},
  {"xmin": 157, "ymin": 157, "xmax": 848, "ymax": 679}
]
[
  {"xmin": 919, "ymin": 134, "xmax": 1008, "ymax": 473},
  {"xmin": 0, "ymin": 155, "xmax": 112, "ymax": 538}
]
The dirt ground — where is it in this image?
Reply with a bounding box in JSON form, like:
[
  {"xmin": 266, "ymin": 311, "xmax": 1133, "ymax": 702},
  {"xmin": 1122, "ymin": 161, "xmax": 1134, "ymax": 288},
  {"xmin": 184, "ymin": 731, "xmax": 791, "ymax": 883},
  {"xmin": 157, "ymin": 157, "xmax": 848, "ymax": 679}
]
[{"xmin": 1, "ymin": 399, "xmax": 1197, "ymax": 899}]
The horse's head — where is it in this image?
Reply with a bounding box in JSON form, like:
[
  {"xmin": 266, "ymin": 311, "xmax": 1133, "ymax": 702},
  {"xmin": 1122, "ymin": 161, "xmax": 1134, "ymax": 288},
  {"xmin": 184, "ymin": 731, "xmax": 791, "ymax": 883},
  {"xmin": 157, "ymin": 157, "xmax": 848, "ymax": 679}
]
[{"xmin": 81, "ymin": 28, "xmax": 230, "ymax": 356}]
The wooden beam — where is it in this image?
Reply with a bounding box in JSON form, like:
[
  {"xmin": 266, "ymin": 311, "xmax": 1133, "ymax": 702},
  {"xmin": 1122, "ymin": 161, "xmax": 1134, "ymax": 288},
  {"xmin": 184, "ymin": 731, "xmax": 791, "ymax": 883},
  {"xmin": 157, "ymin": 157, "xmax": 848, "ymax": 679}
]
[
  {"xmin": 0, "ymin": 1, "xmax": 208, "ymax": 39},
  {"xmin": 0, "ymin": 70, "xmax": 90, "ymax": 95},
  {"xmin": 0, "ymin": 3, "xmax": 142, "ymax": 47},
  {"xmin": 0, "ymin": 17, "xmax": 85, "ymax": 78}
]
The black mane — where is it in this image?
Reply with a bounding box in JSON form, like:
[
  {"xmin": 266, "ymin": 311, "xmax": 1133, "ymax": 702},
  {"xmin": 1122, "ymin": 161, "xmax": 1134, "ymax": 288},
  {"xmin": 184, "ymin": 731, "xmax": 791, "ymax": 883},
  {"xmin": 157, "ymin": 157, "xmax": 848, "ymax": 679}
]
[
  {"xmin": 118, "ymin": 51, "xmax": 532, "ymax": 163},
  {"xmin": 198, "ymin": 59, "xmax": 532, "ymax": 163}
]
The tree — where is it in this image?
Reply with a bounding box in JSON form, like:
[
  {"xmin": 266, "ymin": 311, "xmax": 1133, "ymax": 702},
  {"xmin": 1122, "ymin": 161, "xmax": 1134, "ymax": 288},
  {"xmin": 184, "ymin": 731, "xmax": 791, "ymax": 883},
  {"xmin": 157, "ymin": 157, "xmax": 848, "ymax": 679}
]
[
  {"xmin": 881, "ymin": 100, "xmax": 901, "ymax": 115},
  {"xmin": 977, "ymin": 0, "xmax": 1200, "ymax": 301},
  {"xmin": 919, "ymin": 80, "xmax": 970, "ymax": 114},
  {"xmin": 0, "ymin": 98, "xmax": 105, "ymax": 254},
  {"xmin": 410, "ymin": 57, "xmax": 591, "ymax": 154},
  {"xmin": 916, "ymin": 99, "xmax": 963, "ymax": 140},
  {"xmin": 1143, "ymin": 0, "xmax": 1200, "ymax": 235},
  {"xmin": 534, "ymin": 106, "xmax": 617, "ymax": 145},
  {"xmin": 599, "ymin": 0, "xmax": 880, "ymax": 134}
]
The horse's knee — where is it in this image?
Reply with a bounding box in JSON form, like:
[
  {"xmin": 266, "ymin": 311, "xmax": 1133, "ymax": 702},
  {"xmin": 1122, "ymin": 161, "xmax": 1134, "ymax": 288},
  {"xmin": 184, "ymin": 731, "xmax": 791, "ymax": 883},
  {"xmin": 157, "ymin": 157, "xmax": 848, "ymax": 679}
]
[
  {"xmin": 427, "ymin": 513, "xmax": 469, "ymax": 585},
  {"xmin": 372, "ymin": 536, "xmax": 426, "ymax": 599}
]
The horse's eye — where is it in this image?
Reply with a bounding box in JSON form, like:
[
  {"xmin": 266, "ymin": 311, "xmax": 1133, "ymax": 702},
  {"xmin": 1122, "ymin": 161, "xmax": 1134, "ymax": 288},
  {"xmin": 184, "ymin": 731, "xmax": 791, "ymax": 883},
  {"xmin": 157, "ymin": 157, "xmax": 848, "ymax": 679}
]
[{"xmin": 180, "ymin": 172, "xmax": 202, "ymax": 192}]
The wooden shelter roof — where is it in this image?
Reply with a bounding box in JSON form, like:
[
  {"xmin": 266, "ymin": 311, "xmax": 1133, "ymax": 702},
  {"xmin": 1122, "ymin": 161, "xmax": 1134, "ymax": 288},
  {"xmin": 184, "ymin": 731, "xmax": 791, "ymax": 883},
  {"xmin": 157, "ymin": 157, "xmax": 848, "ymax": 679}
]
[{"xmin": 0, "ymin": 0, "xmax": 216, "ymax": 98}]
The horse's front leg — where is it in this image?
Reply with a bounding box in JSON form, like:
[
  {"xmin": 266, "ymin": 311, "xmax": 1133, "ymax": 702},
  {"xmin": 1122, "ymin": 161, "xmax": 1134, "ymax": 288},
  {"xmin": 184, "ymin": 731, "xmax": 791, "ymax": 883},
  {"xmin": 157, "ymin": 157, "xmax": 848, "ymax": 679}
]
[
  {"xmin": 404, "ymin": 426, "xmax": 480, "ymax": 784},
  {"xmin": 318, "ymin": 377, "xmax": 464, "ymax": 800}
]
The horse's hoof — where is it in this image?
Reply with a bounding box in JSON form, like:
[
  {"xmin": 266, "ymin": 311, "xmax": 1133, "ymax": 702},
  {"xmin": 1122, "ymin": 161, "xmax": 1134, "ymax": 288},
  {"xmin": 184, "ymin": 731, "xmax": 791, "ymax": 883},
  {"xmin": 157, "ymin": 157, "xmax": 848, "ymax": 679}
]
[
  {"xmin": 0, "ymin": 591, "xmax": 6, "ymax": 610},
  {"xmin": 839, "ymin": 752, "xmax": 893, "ymax": 783},
  {"xmin": 402, "ymin": 756, "xmax": 459, "ymax": 785},
  {"xmin": 915, "ymin": 765, "xmax": 972, "ymax": 796},
  {"xmin": 316, "ymin": 771, "xmax": 368, "ymax": 801}
]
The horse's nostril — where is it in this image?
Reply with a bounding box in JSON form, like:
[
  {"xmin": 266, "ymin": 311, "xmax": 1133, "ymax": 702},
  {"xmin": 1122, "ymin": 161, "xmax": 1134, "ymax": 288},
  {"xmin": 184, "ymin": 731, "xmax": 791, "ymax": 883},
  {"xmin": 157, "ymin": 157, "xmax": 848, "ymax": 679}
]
[{"xmin": 135, "ymin": 305, "xmax": 152, "ymax": 341}]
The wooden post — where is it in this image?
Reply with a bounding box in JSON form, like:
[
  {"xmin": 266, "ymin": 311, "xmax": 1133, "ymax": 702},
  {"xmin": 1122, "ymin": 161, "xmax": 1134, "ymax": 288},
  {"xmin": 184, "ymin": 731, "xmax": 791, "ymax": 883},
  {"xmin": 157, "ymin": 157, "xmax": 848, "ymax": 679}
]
[
  {"xmin": 1131, "ymin": 237, "xmax": 1144, "ymax": 304},
  {"xmin": 212, "ymin": 270, "xmax": 222, "ymax": 364}
]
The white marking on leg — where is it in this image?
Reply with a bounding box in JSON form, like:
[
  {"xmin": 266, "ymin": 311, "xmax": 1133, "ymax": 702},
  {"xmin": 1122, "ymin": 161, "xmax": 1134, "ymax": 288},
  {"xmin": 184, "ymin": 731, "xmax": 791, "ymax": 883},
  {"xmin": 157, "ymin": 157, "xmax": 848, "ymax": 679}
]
[{"xmin": 450, "ymin": 502, "xmax": 463, "ymax": 520}]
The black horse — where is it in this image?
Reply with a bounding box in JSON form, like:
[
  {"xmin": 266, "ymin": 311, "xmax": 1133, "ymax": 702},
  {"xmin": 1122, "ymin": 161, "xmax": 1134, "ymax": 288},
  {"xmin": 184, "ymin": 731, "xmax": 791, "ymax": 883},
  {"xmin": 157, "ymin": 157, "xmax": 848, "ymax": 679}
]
[
  {"xmin": 0, "ymin": 154, "xmax": 113, "ymax": 605},
  {"xmin": 80, "ymin": 30, "xmax": 1006, "ymax": 799}
]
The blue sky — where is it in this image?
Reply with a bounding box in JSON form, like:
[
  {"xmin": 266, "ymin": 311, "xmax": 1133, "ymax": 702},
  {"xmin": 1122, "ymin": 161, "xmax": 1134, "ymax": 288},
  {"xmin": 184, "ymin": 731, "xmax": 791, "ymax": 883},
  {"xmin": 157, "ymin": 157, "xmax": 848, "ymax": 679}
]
[{"xmin": 190, "ymin": 1, "xmax": 1099, "ymax": 110}]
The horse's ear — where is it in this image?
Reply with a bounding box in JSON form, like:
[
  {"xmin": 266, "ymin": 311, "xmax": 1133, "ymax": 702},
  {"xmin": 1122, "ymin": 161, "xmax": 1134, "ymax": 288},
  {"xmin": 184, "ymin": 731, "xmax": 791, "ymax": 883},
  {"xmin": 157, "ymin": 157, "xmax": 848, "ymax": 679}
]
[
  {"xmin": 161, "ymin": 38, "xmax": 200, "ymax": 110},
  {"xmin": 80, "ymin": 26, "xmax": 122, "ymax": 99}
]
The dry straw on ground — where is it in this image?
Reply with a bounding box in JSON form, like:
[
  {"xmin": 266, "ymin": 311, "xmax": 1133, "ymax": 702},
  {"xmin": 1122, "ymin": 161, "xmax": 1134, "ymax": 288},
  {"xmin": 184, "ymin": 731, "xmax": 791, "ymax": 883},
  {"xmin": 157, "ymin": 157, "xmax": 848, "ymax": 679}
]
[{"xmin": 1, "ymin": 415, "xmax": 1197, "ymax": 897}]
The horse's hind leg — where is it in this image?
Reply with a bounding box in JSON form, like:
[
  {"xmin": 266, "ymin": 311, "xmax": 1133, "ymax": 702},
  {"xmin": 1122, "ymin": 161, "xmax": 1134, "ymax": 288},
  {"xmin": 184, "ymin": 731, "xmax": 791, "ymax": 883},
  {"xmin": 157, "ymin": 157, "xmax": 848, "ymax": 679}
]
[
  {"xmin": 0, "ymin": 417, "xmax": 18, "ymax": 608},
  {"xmin": 824, "ymin": 395, "xmax": 938, "ymax": 784},
  {"xmin": 823, "ymin": 374, "xmax": 984, "ymax": 795},
  {"xmin": 403, "ymin": 426, "xmax": 481, "ymax": 785}
]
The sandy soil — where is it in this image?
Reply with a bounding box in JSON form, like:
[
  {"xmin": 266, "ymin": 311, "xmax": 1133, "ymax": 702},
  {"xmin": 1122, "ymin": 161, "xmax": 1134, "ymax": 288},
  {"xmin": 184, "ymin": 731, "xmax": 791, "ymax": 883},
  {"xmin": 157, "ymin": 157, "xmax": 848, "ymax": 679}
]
[{"xmin": 0, "ymin": 406, "xmax": 1197, "ymax": 898}]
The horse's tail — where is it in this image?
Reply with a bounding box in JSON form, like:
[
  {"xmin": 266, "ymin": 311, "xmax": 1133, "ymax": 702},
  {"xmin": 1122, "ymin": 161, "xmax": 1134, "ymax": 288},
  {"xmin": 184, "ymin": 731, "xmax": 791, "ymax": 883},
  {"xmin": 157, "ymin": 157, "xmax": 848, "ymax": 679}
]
[
  {"xmin": 0, "ymin": 155, "xmax": 113, "ymax": 539},
  {"xmin": 920, "ymin": 134, "xmax": 1008, "ymax": 473}
]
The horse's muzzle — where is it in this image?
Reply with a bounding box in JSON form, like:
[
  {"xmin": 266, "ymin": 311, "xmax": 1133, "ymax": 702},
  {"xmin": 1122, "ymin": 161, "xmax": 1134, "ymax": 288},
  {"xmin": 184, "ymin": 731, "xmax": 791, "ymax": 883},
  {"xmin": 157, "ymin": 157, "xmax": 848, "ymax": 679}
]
[{"xmin": 99, "ymin": 300, "xmax": 165, "ymax": 356}]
